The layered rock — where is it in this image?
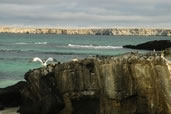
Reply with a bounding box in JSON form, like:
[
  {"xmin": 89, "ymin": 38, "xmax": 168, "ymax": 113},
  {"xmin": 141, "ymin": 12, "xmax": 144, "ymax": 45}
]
[
  {"xmin": 0, "ymin": 27, "xmax": 171, "ymax": 36},
  {"xmin": 19, "ymin": 50, "xmax": 171, "ymax": 114},
  {"xmin": 123, "ymin": 40, "xmax": 171, "ymax": 51}
]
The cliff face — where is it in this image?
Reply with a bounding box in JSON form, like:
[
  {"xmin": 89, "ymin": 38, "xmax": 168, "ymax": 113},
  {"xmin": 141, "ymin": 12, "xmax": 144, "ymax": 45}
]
[
  {"xmin": 0, "ymin": 27, "xmax": 171, "ymax": 36},
  {"xmin": 19, "ymin": 51, "xmax": 171, "ymax": 114}
]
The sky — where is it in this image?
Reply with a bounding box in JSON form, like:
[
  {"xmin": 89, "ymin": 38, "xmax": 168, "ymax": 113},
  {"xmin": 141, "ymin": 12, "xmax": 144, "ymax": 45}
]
[{"xmin": 0, "ymin": 0, "xmax": 171, "ymax": 28}]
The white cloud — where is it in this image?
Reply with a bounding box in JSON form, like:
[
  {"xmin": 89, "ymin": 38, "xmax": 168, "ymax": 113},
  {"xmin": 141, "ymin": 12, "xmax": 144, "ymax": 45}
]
[{"xmin": 0, "ymin": 0, "xmax": 171, "ymax": 28}]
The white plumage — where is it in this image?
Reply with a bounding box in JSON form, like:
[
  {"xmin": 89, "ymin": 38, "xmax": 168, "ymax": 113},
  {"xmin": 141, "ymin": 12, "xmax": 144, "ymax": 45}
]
[
  {"xmin": 32, "ymin": 57, "xmax": 55, "ymax": 66},
  {"xmin": 72, "ymin": 58, "xmax": 78, "ymax": 62}
]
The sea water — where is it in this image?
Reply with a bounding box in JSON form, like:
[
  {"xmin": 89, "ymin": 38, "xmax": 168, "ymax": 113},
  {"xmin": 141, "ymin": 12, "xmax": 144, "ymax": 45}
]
[{"xmin": 0, "ymin": 33, "xmax": 170, "ymax": 87}]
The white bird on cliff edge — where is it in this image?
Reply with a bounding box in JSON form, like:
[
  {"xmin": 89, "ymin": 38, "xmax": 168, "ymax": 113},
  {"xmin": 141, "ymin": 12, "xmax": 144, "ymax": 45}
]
[
  {"xmin": 72, "ymin": 58, "xmax": 79, "ymax": 62},
  {"xmin": 32, "ymin": 57, "xmax": 56, "ymax": 67}
]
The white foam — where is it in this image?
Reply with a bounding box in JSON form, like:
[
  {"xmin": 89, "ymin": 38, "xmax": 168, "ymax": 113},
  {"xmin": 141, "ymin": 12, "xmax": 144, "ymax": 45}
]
[
  {"xmin": 68, "ymin": 44, "xmax": 122, "ymax": 49},
  {"xmin": 15, "ymin": 42, "xmax": 29, "ymax": 44},
  {"xmin": 15, "ymin": 42, "xmax": 47, "ymax": 45},
  {"xmin": 34, "ymin": 42, "xmax": 47, "ymax": 45}
]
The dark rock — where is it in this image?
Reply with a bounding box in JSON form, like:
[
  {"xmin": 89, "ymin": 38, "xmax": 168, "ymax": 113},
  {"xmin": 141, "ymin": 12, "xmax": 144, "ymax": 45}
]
[
  {"xmin": 0, "ymin": 81, "xmax": 26, "ymax": 109},
  {"xmin": 19, "ymin": 50, "xmax": 171, "ymax": 114},
  {"xmin": 0, "ymin": 104, "xmax": 4, "ymax": 110},
  {"xmin": 123, "ymin": 40, "xmax": 171, "ymax": 51},
  {"xmin": 19, "ymin": 66, "xmax": 65, "ymax": 114},
  {"xmin": 71, "ymin": 96, "xmax": 100, "ymax": 114}
]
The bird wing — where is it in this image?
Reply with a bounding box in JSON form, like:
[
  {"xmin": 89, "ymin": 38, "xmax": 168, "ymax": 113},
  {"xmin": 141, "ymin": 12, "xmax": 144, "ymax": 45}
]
[
  {"xmin": 45, "ymin": 57, "xmax": 54, "ymax": 64},
  {"xmin": 33, "ymin": 57, "xmax": 44, "ymax": 65}
]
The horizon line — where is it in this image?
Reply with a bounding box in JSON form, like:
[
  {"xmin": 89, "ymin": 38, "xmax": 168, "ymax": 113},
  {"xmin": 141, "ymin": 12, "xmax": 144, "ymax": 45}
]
[{"xmin": 0, "ymin": 26, "xmax": 171, "ymax": 29}]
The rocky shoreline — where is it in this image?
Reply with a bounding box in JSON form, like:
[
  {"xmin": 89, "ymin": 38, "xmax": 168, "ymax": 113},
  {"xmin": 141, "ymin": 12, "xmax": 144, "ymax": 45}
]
[
  {"xmin": 1, "ymin": 40, "xmax": 171, "ymax": 114},
  {"xmin": 0, "ymin": 27, "xmax": 171, "ymax": 36},
  {"xmin": 1, "ymin": 48, "xmax": 171, "ymax": 114},
  {"xmin": 20, "ymin": 50, "xmax": 171, "ymax": 114},
  {"xmin": 123, "ymin": 40, "xmax": 171, "ymax": 51}
]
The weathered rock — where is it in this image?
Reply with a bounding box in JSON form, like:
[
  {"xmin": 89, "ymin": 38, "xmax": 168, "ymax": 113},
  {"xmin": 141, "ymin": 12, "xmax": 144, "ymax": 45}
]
[
  {"xmin": 123, "ymin": 40, "xmax": 171, "ymax": 51},
  {"xmin": 19, "ymin": 66, "xmax": 65, "ymax": 114},
  {"xmin": 19, "ymin": 50, "xmax": 171, "ymax": 114},
  {"xmin": 164, "ymin": 48, "xmax": 171, "ymax": 58},
  {"xmin": 0, "ymin": 81, "xmax": 26, "ymax": 109}
]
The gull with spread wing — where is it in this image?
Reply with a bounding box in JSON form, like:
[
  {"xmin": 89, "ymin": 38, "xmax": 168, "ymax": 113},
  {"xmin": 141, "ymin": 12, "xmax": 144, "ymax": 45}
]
[{"xmin": 32, "ymin": 57, "xmax": 56, "ymax": 67}]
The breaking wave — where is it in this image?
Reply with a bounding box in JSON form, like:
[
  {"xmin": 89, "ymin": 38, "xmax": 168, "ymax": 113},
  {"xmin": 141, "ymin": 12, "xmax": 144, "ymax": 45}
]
[
  {"xmin": 68, "ymin": 44, "xmax": 122, "ymax": 49},
  {"xmin": 15, "ymin": 42, "xmax": 47, "ymax": 45},
  {"xmin": 34, "ymin": 42, "xmax": 47, "ymax": 45},
  {"xmin": 15, "ymin": 42, "xmax": 29, "ymax": 44}
]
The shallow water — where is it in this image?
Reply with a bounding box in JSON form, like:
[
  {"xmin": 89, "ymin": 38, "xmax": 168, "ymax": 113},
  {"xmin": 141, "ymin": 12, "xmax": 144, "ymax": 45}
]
[{"xmin": 0, "ymin": 33, "xmax": 170, "ymax": 87}]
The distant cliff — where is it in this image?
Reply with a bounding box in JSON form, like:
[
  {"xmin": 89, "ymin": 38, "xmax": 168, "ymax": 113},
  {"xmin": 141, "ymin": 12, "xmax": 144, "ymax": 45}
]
[
  {"xmin": 0, "ymin": 27, "xmax": 171, "ymax": 36},
  {"xmin": 18, "ymin": 49, "xmax": 171, "ymax": 114}
]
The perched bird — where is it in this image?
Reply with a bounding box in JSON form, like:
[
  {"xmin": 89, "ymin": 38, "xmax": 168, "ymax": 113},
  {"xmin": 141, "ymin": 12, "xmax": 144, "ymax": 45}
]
[
  {"xmin": 32, "ymin": 57, "xmax": 56, "ymax": 67},
  {"xmin": 72, "ymin": 58, "xmax": 78, "ymax": 62}
]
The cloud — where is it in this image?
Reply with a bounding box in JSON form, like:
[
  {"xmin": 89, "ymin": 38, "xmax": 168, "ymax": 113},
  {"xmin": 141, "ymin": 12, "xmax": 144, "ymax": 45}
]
[{"xmin": 0, "ymin": 0, "xmax": 171, "ymax": 27}]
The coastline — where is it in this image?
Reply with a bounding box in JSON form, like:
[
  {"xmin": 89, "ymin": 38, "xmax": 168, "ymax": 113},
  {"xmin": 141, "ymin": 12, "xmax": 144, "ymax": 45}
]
[
  {"xmin": 0, "ymin": 27, "xmax": 171, "ymax": 36},
  {"xmin": 0, "ymin": 45, "xmax": 171, "ymax": 114},
  {"xmin": 18, "ymin": 49, "xmax": 171, "ymax": 114}
]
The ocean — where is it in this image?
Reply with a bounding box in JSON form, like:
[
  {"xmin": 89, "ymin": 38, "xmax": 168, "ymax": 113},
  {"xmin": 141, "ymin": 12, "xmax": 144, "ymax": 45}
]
[{"xmin": 0, "ymin": 33, "xmax": 170, "ymax": 88}]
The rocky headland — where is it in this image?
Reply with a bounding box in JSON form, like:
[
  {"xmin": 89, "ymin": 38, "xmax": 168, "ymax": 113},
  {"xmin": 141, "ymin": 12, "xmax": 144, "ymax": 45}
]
[
  {"xmin": 0, "ymin": 27, "xmax": 171, "ymax": 36},
  {"xmin": 0, "ymin": 48, "xmax": 167, "ymax": 114},
  {"xmin": 1, "ymin": 48, "xmax": 171, "ymax": 114},
  {"xmin": 123, "ymin": 40, "xmax": 171, "ymax": 51}
]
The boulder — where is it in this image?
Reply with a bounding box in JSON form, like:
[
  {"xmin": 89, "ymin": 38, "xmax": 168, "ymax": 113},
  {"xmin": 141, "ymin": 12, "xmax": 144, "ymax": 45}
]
[
  {"xmin": 19, "ymin": 67, "xmax": 65, "ymax": 114},
  {"xmin": 123, "ymin": 40, "xmax": 171, "ymax": 51},
  {"xmin": 0, "ymin": 81, "xmax": 26, "ymax": 109},
  {"xmin": 19, "ymin": 50, "xmax": 171, "ymax": 114}
]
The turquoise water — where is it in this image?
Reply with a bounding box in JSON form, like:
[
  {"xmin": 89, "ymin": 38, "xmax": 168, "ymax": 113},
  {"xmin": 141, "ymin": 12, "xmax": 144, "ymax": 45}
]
[{"xmin": 0, "ymin": 33, "xmax": 170, "ymax": 87}]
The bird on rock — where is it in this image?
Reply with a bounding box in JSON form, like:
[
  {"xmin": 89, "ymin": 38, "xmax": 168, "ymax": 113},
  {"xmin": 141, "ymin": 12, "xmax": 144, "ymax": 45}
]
[{"xmin": 32, "ymin": 57, "xmax": 56, "ymax": 67}]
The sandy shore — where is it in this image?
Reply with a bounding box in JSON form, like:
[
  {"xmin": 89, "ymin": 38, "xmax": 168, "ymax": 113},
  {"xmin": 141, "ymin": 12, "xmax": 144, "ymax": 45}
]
[{"xmin": 0, "ymin": 107, "xmax": 19, "ymax": 114}]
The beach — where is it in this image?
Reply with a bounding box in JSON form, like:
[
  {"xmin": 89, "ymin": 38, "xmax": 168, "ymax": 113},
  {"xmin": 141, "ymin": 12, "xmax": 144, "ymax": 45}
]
[{"xmin": 0, "ymin": 107, "xmax": 19, "ymax": 114}]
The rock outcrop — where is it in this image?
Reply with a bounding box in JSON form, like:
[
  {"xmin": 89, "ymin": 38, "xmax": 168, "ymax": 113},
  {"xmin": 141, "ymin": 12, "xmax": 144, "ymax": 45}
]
[
  {"xmin": 0, "ymin": 81, "xmax": 26, "ymax": 110},
  {"xmin": 0, "ymin": 27, "xmax": 171, "ymax": 36},
  {"xmin": 19, "ymin": 67, "xmax": 65, "ymax": 114},
  {"xmin": 19, "ymin": 50, "xmax": 171, "ymax": 114},
  {"xmin": 123, "ymin": 40, "xmax": 171, "ymax": 51}
]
